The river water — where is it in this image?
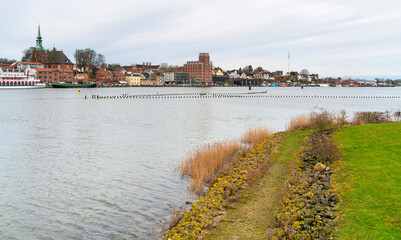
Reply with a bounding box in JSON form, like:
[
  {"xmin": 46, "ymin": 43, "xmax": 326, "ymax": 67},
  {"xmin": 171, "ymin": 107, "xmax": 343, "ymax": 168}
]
[{"xmin": 0, "ymin": 87, "xmax": 400, "ymax": 239}]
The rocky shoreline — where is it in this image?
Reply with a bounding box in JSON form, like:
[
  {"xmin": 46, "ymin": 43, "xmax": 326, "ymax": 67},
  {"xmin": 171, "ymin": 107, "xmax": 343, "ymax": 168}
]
[{"xmin": 164, "ymin": 132, "xmax": 286, "ymax": 239}]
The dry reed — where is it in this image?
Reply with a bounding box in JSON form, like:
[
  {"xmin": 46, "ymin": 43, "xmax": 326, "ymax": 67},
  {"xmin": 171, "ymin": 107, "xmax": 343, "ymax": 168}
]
[
  {"xmin": 241, "ymin": 126, "xmax": 273, "ymax": 145},
  {"xmin": 286, "ymin": 114, "xmax": 311, "ymax": 131},
  {"xmin": 180, "ymin": 141, "xmax": 241, "ymax": 194},
  {"xmin": 180, "ymin": 126, "xmax": 272, "ymax": 195}
]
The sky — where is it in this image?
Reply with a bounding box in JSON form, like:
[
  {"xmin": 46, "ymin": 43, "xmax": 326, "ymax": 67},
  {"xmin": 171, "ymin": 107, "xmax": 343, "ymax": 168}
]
[{"xmin": 1, "ymin": 0, "xmax": 401, "ymax": 79}]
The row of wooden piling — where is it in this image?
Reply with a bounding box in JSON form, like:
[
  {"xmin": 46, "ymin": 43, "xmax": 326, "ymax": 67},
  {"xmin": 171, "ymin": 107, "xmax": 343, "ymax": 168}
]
[{"xmin": 89, "ymin": 94, "xmax": 400, "ymax": 99}]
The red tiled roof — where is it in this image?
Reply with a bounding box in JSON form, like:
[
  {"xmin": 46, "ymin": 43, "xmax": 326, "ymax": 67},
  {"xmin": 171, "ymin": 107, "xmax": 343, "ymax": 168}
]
[
  {"xmin": 1, "ymin": 66, "xmax": 15, "ymax": 69},
  {"xmin": 20, "ymin": 62, "xmax": 43, "ymax": 65},
  {"xmin": 34, "ymin": 68, "xmax": 73, "ymax": 73},
  {"xmin": 77, "ymin": 73, "xmax": 89, "ymax": 77}
]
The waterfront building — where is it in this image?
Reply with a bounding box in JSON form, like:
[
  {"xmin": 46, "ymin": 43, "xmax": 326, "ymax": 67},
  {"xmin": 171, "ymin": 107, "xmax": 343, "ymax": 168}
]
[
  {"xmin": 35, "ymin": 68, "xmax": 74, "ymax": 85},
  {"xmin": 212, "ymin": 74, "xmax": 230, "ymax": 86},
  {"xmin": 96, "ymin": 67, "xmax": 113, "ymax": 86},
  {"xmin": 153, "ymin": 72, "xmax": 165, "ymax": 86},
  {"xmin": 164, "ymin": 72, "xmax": 190, "ymax": 85},
  {"xmin": 327, "ymin": 78, "xmax": 341, "ymax": 86},
  {"xmin": 125, "ymin": 72, "xmax": 141, "ymax": 86},
  {"xmin": 141, "ymin": 73, "xmax": 164, "ymax": 86},
  {"xmin": 228, "ymin": 70, "xmax": 241, "ymax": 79},
  {"xmin": 183, "ymin": 53, "xmax": 213, "ymax": 85},
  {"xmin": 111, "ymin": 70, "xmax": 125, "ymax": 83}
]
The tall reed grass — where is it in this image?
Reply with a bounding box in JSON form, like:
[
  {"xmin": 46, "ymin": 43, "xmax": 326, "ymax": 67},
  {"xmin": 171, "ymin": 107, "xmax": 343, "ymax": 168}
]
[
  {"xmin": 286, "ymin": 114, "xmax": 311, "ymax": 131},
  {"xmin": 241, "ymin": 126, "xmax": 273, "ymax": 145},
  {"xmin": 180, "ymin": 141, "xmax": 241, "ymax": 194},
  {"xmin": 180, "ymin": 126, "xmax": 273, "ymax": 195}
]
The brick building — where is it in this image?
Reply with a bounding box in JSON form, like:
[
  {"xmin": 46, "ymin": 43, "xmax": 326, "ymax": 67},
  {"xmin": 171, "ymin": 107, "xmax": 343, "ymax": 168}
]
[
  {"xmin": 96, "ymin": 67, "xmax": 113, "ymax": 86},
  {"xmin": 35, "ymin": 68, "xmax": 74, "ymax": 85},
  {"xmin": 183, "ymin": 53, "xmax": 212, "ymax": 85}
]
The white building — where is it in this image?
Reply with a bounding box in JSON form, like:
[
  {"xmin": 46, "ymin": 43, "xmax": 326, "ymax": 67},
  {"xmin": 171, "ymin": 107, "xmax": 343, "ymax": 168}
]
[{"xmin": 17, "ymin": 62, "xmax": 44, "ymax": 70}]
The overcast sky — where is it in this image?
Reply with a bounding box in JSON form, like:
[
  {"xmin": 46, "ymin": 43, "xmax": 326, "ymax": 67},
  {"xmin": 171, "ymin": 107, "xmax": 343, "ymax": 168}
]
[{"xmin": 1, "ymin": 0, "xmax": 401, "ymax": 79}]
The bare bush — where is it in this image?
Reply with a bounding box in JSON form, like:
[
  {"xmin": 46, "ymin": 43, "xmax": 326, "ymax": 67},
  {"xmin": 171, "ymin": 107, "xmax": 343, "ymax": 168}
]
[
  {"xmin": 394, "ymin": 111, "xmax": 401, "ymax": 122},
  {"xmin": 310, "ymin": 109, "xmax": 335, "ymax": 132},
  {"xmin": 307, "ymin": 135, "xmax": 340, "ymax": 164},
  {"xmin": 334, "ymin": 110, "xmax": 348, "ymax": 129},
  {"xmin": 353, "ymin": 111, "xmax": 386, "ymax": 125}
]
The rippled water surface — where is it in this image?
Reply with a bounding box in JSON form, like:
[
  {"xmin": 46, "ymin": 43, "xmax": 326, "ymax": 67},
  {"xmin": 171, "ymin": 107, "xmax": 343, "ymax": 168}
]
[{"xmin": 0, "ymin": 87, "xmax": 400, "ymax": 239}]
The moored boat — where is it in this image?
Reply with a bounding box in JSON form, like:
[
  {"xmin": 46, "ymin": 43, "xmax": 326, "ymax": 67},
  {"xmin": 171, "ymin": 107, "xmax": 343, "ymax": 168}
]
[
  {"xmin": 52, "ymin": 82, "xmax": 97, "ymax": 88},
  {"xmin": 0, "ymin": 68, "xmax": 45, "ymax": 89}
]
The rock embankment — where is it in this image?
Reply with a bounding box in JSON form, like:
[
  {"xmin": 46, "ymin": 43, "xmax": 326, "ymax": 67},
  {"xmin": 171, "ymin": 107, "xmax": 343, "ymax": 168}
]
[{"xmin": 272, "ymin": 132, "xmax": 340, "ymax": 239}]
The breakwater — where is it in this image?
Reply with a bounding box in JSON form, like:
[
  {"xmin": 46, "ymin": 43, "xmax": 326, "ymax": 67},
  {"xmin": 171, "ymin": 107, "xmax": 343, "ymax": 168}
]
[{"xmin": 88, "ymin": 92, "xmax": 401, "ymax": 100}]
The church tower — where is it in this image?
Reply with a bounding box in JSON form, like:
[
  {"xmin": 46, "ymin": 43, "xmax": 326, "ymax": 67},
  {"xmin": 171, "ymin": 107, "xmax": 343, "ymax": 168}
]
[{"xmin": 35, "ymin": 25, "xmax": 45, "ymax": 51}]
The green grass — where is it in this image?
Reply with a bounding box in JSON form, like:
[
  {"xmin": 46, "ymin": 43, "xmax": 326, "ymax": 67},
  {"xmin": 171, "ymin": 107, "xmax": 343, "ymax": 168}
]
[
  {"xmin": 333, "ymin": 123, "xmax": 401, "ymax": 239},
  {"xmin": 205, "ymin": 130, "xmax": 310, "ymax": 239}
]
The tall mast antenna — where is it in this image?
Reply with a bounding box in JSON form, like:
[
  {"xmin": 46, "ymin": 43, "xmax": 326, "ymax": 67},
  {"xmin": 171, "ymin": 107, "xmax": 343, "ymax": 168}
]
[{"xmin": 288, "ymin": 51, "xmax": 290, "ymax": 73}]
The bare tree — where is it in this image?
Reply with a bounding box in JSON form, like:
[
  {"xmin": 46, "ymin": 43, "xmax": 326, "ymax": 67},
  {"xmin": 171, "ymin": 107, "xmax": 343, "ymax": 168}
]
[
  {"xmin": 300, "ymin": 69, "xmax": 310, "ymax": 81},
  {"xmin": 21, "ymin": 47, "xmax": 37, "ymax": 62},
  {"xmin": 74, "ymin": 48, "xmax": 105, "ymax": 68}
]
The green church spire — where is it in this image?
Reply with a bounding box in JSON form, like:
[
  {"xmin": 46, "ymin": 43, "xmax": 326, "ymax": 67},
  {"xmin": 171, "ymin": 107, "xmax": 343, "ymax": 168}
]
[{"xmin": 35, "ymin": 25, "xmax": 45, "ymax": 51}]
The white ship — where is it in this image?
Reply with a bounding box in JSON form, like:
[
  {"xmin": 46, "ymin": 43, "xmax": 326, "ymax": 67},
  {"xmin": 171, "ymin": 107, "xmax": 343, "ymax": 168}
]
[{"xmin": 0, "ymin": 67, "xmax": 45, "ymax": 89}]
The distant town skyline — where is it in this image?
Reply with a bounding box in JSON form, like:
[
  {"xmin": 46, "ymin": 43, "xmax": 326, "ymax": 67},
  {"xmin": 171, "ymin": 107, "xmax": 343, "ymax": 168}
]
[{"xmin": 1, "ymin": 0, "xmax": 401, "ymax": 79}]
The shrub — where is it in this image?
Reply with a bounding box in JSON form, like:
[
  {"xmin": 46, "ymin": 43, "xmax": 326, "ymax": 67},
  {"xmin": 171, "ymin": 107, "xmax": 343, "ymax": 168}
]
[
  {"xmin": 353, "ymin": 111, "xmax": 386, "ymax": 125},
  {"xmin": 310, "ymin": 108, "xmax": 335, "ymax": 131},
  {"xmin": 307, "ymin": 135, "xmax": 340, "ymax": 164},
  {"xmin": 335, "ymin": 110, "xmax": 348, "ymax": 129},
  {"xmin": 394, "ymin": 110, "xmax": 401, "ymax": 122}
]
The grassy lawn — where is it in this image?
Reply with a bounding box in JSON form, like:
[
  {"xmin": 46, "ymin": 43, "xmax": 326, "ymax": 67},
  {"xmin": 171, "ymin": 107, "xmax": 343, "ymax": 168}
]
[
  {"xmin": 333, "ymin": 123, "xmax": 401, "ymax": 239},
  {"xmin": 205, "ymin": 130, "xmax": 310, "ymax": 239}
]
